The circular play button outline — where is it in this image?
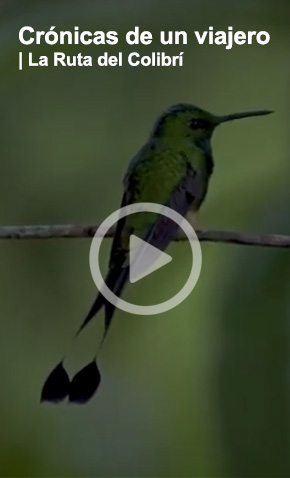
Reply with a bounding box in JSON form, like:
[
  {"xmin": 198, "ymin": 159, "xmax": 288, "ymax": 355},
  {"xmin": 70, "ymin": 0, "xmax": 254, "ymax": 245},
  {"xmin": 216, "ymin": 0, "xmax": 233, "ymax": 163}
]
[{"xmin": 89, "ymin": 202, "xmax": 202, "ymax": 315}]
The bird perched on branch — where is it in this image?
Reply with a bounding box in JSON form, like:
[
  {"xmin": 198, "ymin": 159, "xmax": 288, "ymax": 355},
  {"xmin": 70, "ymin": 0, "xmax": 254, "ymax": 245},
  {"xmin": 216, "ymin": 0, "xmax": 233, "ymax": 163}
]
[{"xmin": 41, "ymin": 103, "xmax": 272, "ymax": 404}]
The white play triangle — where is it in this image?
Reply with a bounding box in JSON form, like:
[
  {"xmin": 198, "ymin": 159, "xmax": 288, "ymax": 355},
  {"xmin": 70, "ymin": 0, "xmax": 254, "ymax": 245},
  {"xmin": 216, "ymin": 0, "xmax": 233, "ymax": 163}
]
[{"xmin": 129, "ymin": 235, "xmax": 172, "ymax": 283}]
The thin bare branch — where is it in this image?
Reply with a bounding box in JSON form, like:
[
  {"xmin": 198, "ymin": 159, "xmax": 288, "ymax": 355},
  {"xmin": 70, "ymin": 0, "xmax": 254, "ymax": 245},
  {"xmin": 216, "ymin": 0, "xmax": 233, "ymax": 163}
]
[{"xmin": 0, "ymin": 225, "xmax": 289, "ymax": 248}]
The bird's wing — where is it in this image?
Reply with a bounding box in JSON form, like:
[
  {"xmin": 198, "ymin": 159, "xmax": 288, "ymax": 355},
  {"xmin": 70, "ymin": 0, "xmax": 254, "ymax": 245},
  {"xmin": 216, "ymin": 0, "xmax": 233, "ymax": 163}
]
[
  {"xmin": 144, "ymin": 164, "xmax": 203, "ymax": 251},
  {"xmin": 108, "ymin": 191, "xmax": 131, "ymax": 269},
  {"xmin": 109, "ymin": 157, "xmax": 203, "ymax": 263}
]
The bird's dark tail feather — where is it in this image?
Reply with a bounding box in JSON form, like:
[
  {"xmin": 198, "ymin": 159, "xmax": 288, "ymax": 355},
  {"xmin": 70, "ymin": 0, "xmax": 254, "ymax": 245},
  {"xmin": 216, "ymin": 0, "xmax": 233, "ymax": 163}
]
[
  {"xmin": 41, "ymin": 266, "xmax": 129, "ymax": 405},
  {"xmin": 76, "ymin": 265, "xmax": 129, "ymax": 338}
]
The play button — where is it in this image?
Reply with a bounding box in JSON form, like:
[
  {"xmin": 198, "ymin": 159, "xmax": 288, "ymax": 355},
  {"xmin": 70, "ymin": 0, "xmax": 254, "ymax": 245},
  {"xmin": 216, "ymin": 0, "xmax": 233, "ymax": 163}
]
[
  {"xmin": 89, "ymin": 202, "xmax": 202, "ymax": 315},
  {"xmin": 129, "ymin": 235, "xmax": 172, "ymax": 283}
]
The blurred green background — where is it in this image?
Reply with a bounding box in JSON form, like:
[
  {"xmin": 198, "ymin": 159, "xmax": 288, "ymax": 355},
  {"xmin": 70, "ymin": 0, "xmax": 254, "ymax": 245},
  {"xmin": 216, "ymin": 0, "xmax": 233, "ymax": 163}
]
[{"xmin": 0, "ymin": 0, "xmax": 290, "ymax": 477}]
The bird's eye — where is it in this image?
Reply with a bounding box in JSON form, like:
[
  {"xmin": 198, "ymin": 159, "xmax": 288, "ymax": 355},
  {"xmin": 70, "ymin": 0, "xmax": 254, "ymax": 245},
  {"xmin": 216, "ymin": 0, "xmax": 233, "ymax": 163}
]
[{"xmin": 189, "ymin": 119, "xmax": 206, "ymax": 130}]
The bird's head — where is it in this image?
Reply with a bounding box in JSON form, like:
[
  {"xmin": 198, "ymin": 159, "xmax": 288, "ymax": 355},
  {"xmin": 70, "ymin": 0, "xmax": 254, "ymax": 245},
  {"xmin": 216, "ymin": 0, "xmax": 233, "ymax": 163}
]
[{"xmin": 152, "ymin": 103, "xmax": 273, "ymax": 147}]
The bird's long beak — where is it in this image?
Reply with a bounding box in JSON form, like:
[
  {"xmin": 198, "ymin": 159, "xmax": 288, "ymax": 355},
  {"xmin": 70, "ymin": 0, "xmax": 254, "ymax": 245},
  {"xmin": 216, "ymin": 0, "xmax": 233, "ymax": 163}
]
[{"xmin": 217, "ymin": 109, "xmax": 273, "ymax": 124}]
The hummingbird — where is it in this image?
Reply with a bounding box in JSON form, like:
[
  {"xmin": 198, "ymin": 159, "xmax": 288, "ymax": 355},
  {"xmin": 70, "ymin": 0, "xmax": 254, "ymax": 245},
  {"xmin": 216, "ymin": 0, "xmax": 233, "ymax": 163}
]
[{"xmin": 41, "ymin": 103, "xmax": 272, "ymax": 404}]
